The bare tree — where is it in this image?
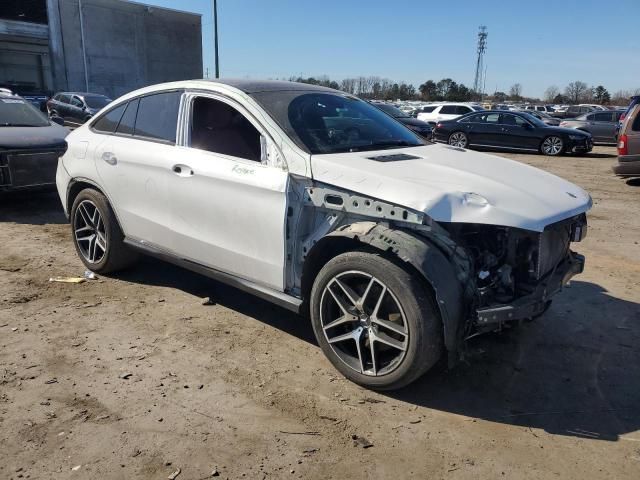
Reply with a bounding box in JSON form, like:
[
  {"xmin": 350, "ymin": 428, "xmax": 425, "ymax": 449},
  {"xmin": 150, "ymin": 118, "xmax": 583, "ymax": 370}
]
[
  {"xmin": 544, "ymin": 85, "xmax": 559, "ymax": 103},
  {"xmin": 509, "ymin": 83, "xmax": 523, "ymax": 100},
  {"xmin": 564, "ymin": 81, "xmax": 589, "ymax": 104}
]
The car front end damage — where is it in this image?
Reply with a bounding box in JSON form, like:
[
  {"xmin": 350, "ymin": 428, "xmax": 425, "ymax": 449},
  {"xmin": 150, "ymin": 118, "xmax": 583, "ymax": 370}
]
[
  {"xmin": 443, "ymin": 214, "xmax": 587, "ymax": 339},
  {"xmin": 291, "ymin": 176, "xmax": 589, "ymax": 364}
]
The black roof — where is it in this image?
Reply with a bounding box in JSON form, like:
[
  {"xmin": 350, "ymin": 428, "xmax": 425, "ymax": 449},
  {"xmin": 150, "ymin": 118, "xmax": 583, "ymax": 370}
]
[{"xmin": 201, "ymin": 79, "xmax": 339, "ymax": 94}]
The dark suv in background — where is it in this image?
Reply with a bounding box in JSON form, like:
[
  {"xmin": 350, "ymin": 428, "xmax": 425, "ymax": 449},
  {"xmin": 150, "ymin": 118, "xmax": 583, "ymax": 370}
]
[{"xmin": 46, "ymin": 92, "xmax": 112, "ymax": 128}]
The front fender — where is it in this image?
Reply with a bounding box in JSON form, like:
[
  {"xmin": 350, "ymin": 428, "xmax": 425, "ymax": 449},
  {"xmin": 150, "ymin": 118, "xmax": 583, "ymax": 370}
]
[{"xmin": 323, "ymin": 222, "xmax": 470, "ymax": 359}]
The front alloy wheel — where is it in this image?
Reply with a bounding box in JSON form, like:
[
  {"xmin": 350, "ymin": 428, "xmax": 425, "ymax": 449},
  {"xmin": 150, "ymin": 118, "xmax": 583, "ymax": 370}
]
[
  {"xmin": 541, "ymin": 136, "xmax": 564, "ymax": 156},
  {"xmin": 320, "ymin": 271, "xmax": 409, "ymax": 376},
  {"xmin": 310, "ymin": 251, "xmax": 443, "ymax": 390},
  {"xmin": 448, "ymin": 131, "xmax": 468, "ymax": 148}
]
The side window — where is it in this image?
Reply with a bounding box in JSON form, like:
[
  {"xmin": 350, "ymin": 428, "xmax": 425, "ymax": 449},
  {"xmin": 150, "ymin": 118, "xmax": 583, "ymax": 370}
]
[
  {"xmin": 593, "ymin": 112, "xmax": 612, "ymax": 122},
  {"xmin": 421, "ymin": 106, "xmax": 436, "ymax": 113},
  {"xmin": 134, "ymin": 91, "xmax": 181, "ymax": 144},
  {"xmin": 71, "ymin": 96, "xmax": 83, "ymax": 108},
  {"xmin": 190, "ymin": 97, "xmax": 262, "ymax": 162},
  {"xmin": 92, "ymin": 103, "xmax": 126, "ymax": 134},
  {"xmin": 116, "ymin": 99, "xmax": 138, "ymax": 135},
  {"xmin": 514, "ymin": 115, "xmax": 529, "ymax": 126},
  {"xmin": 60, "ymin": 94, "xmax": 70, "ymax": 104},
  {"xmin": 440, "ymin": 105, "xmax": 457, "ymax": 115},
  {"xmin": 456, "ymin": 106, "xmax": 471, "ymax": 115},
  {"xmin": 632, "ymin": 112, "xmax": 640, "ymax": 132},
  {"xmin": 500, "ymin": 114, "xmax": 519, "ymax": 125},
  {"xmin": 615, "ymin": 111, "xmax": 624, "ymax": 121}
]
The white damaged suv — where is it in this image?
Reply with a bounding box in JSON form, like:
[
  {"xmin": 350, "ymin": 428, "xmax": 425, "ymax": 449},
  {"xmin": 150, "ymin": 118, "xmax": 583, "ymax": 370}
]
[{"xmin": 56, "ymin": 80, "xmax": 591, "ymax": 390}]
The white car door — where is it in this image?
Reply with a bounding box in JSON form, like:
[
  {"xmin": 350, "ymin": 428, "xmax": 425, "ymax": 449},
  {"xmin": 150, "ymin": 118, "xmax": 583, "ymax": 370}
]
[
  {"xmin": 93, "ymin": 91, "xmax": 182, "ymax": 250},
  {"xmin": 168, "ymin": 94, "xmax": 289, "ymax": 291}
]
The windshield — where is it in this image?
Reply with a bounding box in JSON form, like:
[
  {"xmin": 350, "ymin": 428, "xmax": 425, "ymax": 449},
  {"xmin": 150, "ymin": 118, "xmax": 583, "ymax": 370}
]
[
  {"xmin": 251, "ymin": 91, "xmax": 424, "ymax": 154},
  {"xmin": 520, "ymin": 112, "xmax": 547, "ymax": 128},
  {"xmin": 376, "ymin": 103, "xmax": 409, "ymax": 118},
  {"xmin": 0, "ymin": 97, "xmax": 50, "ymax": 127},
  {"xmin": 84, "ymin": 95, "xmax": 112, "ymax": 109}
]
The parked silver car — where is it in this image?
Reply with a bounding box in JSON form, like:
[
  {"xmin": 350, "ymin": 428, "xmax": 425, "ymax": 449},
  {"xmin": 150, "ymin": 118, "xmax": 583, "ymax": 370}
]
[{"xmin": 560, "ymin": 110, "xmax": 625, "ymax": 144}]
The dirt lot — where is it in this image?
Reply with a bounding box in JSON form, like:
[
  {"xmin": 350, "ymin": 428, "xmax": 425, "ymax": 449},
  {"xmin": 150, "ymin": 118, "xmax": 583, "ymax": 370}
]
[{"xmin": 1, "ymin": 146, "xmax": 639, "ymax": 479}]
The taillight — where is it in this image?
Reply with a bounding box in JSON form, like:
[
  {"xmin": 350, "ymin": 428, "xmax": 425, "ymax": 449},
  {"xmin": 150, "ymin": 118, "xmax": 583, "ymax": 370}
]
[{"xmin": 618, "ymin": 134, "xmax": 628, "ymax": 156}]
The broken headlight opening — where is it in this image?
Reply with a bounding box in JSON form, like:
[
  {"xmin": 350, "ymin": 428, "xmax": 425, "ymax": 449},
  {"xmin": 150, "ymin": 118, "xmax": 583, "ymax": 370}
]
[{"xmin": 444, "ymin": 213, "xmax": 587, "ymax": 333}]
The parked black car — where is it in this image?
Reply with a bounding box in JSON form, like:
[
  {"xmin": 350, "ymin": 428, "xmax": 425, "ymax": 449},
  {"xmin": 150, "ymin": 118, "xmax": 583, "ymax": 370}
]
[
  {"xmin": 46, "ymin": 92, "xmax": 112, "ymax": 128},
  {"xmin": 0, "ymin": 92, "xmax": 68, "ymax": 192},
  {"xmin": 433, "ymin": 111, "xmax": 592, "ymax": 156},
  {"xmin": 371, "ymin": 103, "xmax": 434, "ymax": 139}
]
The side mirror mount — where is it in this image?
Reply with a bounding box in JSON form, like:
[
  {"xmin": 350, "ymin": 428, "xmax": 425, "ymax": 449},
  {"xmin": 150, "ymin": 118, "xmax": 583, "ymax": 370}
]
[{"xmin": 50, "ymin": 115, "xmax": 64, "ymax": 126}]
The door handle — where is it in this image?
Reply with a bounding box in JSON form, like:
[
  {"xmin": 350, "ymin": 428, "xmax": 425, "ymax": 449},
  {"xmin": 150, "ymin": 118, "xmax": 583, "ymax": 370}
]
[
  {"xmin": 101, "ymin": 151, "xmax": 117, "ymax": 165},
  {"xmin": 172, "ymin": 164, "xmax": 194, "ymax": 177}
]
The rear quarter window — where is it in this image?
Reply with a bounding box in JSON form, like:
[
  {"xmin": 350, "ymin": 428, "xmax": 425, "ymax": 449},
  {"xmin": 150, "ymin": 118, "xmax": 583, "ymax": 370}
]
[
  {"xmin": 133, "ymin": 92, "xmax": 182, "ymax": 144},
  {"xmin": 92, "ymin": 103, "xmax": 127, "ymax": 133}
]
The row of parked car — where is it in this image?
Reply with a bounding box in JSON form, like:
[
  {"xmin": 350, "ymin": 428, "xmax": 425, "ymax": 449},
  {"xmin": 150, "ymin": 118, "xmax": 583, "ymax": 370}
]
[{"xmin": 389, "ymin": 100, "xmax": 624, "ymax": 147}]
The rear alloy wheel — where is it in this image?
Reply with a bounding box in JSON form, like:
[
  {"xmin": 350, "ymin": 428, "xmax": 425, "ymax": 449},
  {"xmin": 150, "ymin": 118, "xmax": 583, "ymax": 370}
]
[
  {"xmin": 310, "ymin": 251, "xmax": 442, "ymax": 390},
  {"xmin": 70, "ymin": 188, "xmax": 138, "ymax": 273},
  {"xmin": 448, "ymin": 131, "xmax": 468, "ymax": 148},
  {"xmin": 541, "ymin": 136, "xmax": 564, "ymax": 156}
]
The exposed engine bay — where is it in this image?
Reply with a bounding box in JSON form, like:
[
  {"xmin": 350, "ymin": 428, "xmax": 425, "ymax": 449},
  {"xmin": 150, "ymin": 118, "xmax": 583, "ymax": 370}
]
[{"xmin": 443, "ymin": 213, "xmax": 588, "ymax": 335}]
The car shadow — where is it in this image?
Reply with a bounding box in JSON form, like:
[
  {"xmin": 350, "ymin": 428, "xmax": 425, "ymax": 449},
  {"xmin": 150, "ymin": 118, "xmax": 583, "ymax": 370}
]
[
  {"xmin": 625, "ymin": 178, "xmax": 640, "ymax": 187},
  {"xmin": 583, "ymin": 151, "xmax": 617, "ymax": 159},
  {"xmin": 386, "ymin": 280, "xmax": 640, "ymax": 442},
  {"xmin": 0, "ymin": 190, "xmax": 67, "ymax": 225},
  {"xmin": 115, "ymin": 258, "xmax": 316, "ymax": 344},
  {"xmin": 117, "ymin": 259, "xmax": 639, "ymax": 442}
]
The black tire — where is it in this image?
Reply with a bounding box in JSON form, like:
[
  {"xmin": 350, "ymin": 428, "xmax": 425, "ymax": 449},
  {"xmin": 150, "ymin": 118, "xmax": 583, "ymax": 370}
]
[
  {"xmin": 310, "ymin": 251, "xmax": 443, "ymax": 390},
  {"xmin": 70, "ymin": 188, "xmax": 138, "ymax": 273},
  {"xmin": 448, "ymin": 131, "xmax": 468, "ymax": 148}
]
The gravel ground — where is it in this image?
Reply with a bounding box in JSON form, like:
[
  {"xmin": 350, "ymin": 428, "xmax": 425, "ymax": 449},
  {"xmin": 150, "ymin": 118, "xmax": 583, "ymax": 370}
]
[{"xmin": 1, "ymin": 145, "xmax": 639, "ymax": 479}]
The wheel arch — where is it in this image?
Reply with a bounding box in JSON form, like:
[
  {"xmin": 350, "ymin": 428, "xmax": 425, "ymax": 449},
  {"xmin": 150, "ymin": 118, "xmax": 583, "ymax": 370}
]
[
  {"xmin": 301, "ymin": 222, "xmax": 469, "ymax": 359},
  {"xmin": 66, "ymin": 178, "xmax": 125, "ymax": 232},
  {"xmin": 67, "ymin": 178, "xmax": 105, "ymax": 212}
]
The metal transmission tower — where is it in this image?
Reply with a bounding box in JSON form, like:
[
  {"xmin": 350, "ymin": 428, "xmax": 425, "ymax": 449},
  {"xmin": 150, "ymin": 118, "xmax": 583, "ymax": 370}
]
[{"xmin": 472, "ymin": 26, "xmax": 488, "ymax": 96}]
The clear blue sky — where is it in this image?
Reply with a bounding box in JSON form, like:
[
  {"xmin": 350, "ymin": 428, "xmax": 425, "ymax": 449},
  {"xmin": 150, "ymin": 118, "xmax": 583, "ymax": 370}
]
[{"xmin": 142, "ymin": 0, "xmax": 639, "ymax": 98}]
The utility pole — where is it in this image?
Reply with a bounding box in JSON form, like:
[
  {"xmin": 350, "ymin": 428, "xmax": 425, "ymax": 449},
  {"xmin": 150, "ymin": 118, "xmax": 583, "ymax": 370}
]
[
  {"xmin": 472, "ymin": 26, "xmax": 488, "ymax": 98},
  {"xmin": 213, "ymin": 0, "xmax": 219, "ymax": 78}
]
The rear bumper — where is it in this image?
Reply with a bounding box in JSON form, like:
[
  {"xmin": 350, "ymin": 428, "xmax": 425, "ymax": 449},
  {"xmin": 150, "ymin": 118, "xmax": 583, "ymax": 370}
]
[
  {"xmin": 476, "ymin": 251, "xmax": 585, "ymax": 325},
  {"xmin": 612, "ymin": 160, "xmax": 640, "ymax": 177},
  {"xmin": 56, "ymin": 159, "xmax": 72, "ymax": 217}
]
